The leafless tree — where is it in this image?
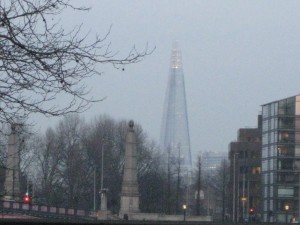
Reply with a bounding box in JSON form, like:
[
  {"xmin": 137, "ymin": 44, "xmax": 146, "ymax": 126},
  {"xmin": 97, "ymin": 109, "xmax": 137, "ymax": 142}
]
[
  {"xmin": 0, "ymin": 0, "xmax": 151, "ymax": 131},
  {"xmin": 194, "ymin": 154, "xmax": 202, "ymax": 216},
  {"xmin": 175, "ymin": 146, "xmax": 182, "ymax": 214},
  {"xmin": 22, "ymin": 114, "xmax": 163, "ymax": 211},
  {"xmin": 166, "ymin": 145, "xmax": 172, "ymax": 214},
  {"xmin": 34, "ymin": 128, "xmax": 64, "ymax": 205},
  {"xmin": 162, "ymin": 145, "xmax": 186, "ymax": 215},
  {"xmin": 56, "ymin": 114, "xmax": 89, "ymax": 208},
  {"xmin": 216, "ymin": 159, "xmax": 230, "ymax": 222}
]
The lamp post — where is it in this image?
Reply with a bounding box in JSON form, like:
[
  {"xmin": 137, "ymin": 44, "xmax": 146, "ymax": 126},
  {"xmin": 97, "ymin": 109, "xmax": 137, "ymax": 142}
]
[
  {"xmin": 183, "ymin": 204, "xmax": 187, "ymax": 221},
  {"xmin": 242, "ymin": 151, "xmax": 246, "ymax": 221},
  {"xmin": 233, "ymin": 152, "xmax": 239, "ymax": 222},
  {"xmin": 100, "ymin": 141, "xmax": 110, "ymax": 211},
  {"xmin": 93, "ymin": 167, "xmax": 96, "ymax": 211},
  {"xmin": 101, "ymin": 143, "xmax": 104, "ymax": 191},
  {"xmin": 93, "ymin": 141, "xmax": 106, "ymax": 212},
  {"xmin": 285, "ymin": 204, "xmax": 289, "ymax": 225},
  {"xmin": 207, "ymin": 175, "xmax": 210, "ymax": 217},
  {"xmin": 299, "ymin": 174, "xmax": 300, "ymax": 223}
]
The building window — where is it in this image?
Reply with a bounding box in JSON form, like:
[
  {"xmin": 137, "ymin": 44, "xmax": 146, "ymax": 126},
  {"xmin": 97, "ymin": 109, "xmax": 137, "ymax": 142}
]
[
  {"xmin": 278, "ymin": 145, "xmax": 294, "ymax": 157},
  {"xmin": 278, "ymin": 132, "xmax": 295, "ymax": 143},
  {"xmin": 277, "ymin": 174, "xmax": 295, "ymax": 183},
  {"xmin": 278, "ymin": 187, "xmax": 294, "ymax": 197},
  {"xmin": 278, "ymin": 146, "xmax": 287, "ymax": 156},
  {"xmin": 264, "ymin": 200, "xmax": 268, "ymax": 211},
  {"xmin": 278, "ymin": 98, "xmax": 295, "ymax": 116},
  {"xmin": 278, "ymin": 199, "xmax": 294, "ymax": 210},
  {"xmin": 270, "ymin": 200, "xmax": 273, "ymax": 210},
  {"xmin": 263, "ymin": 120, "xmax": 268, "ymax": 132},
  {"xmin": 262, "ymin": 147, "xmax": 268, "ymax": 159},
  {"xmin": 270, "ymin": 186, "xmax": 274, "ymax": 197},
  {"xmin": 278, "ymin": 117, "xmax": 294, "ymax": 130},
  {"xmin": 263, "ymin": 105, "xmax": 269, "ymax": 119},
  {"xmin": 270, "ymin": 172, "xmax": 274, "ymax": 184},
  {"xmin": 263, "ymin": 133, "xmax": 268, "ymax": 144},
  {"xmin": 239, "ymin": 181, "xmax": 248, "ymax": 189},
  {"xmin": 240, "ymin": 165, "xmax": 248, "ymax": 173},
  {"xmin": 278, "ymin": 159, "xmax": 293, "ymax": 170},
  {"xmin": 295, "ymin": 145, "xmax": 300, "ymax": 156},
  {"xmin": 252, "ymin": 167, "xmax": 261, "ymax": 174}
]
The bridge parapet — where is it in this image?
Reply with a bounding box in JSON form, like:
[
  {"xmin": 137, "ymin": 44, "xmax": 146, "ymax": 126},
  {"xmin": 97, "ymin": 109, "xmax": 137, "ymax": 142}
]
[{"xmin": 0, "ymin": 200, "xmax": 96, "ymax": 221}]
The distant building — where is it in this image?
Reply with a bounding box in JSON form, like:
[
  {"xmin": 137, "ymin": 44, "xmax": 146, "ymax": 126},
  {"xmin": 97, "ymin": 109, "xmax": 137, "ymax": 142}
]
[
  {"xmin": 160, "ymin": 42, "xmax": 192, "ymax": 171},
  {"xmin": 229, "ymin": 116, "xmax": 262, "ymax": 222},
  {"xmin": 202, "ymin": 151, "xmax": 227, "ymax": 175},
  {"xmin": 261, "ymin": 95, "xmax": 300, "ymax": 222},
  {"xmin": 195, "ymin": 151, "xmax": 227, "ymax": 220}
]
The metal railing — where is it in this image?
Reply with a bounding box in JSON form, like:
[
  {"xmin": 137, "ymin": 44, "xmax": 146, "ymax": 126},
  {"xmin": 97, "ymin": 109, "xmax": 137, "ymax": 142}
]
[{"xmin": 0, "ymin": 200, "xmax": 97, "ymax": 221}]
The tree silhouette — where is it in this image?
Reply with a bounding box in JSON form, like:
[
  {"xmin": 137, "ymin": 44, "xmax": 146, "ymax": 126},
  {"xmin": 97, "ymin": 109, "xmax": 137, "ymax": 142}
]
[{"xmin": 0, "ymin": 0, "xmax": 151, "ymax": 130}]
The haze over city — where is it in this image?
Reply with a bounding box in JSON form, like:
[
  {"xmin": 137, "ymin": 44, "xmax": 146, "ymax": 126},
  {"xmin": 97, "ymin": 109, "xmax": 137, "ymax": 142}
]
[{"xmin": 32, "ymin": 1, "xmax": 300, "ymax": 159}]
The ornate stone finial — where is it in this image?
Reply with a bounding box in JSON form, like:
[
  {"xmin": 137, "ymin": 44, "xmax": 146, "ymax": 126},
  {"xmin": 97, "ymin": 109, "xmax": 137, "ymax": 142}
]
[{"xmin": 129, "ymin": 120, "xmax": 134, "ymax": 128}]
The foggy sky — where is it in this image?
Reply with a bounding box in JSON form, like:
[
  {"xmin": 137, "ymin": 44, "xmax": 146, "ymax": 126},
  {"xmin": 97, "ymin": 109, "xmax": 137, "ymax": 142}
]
[{"xmin": 32, "ymin": 1, "xmax": 300, "ymax": 161}]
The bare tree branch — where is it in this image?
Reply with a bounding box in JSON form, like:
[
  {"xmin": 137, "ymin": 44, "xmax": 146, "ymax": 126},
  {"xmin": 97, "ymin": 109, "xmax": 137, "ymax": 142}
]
[{"xmin": 0, "ymin": 0, "xmax": 152, "ymax": 131}]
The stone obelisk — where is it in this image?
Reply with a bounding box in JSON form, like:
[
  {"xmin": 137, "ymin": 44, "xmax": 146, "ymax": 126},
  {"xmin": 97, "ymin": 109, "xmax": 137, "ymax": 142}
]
[
  {"xmin": 3, "ymin": 124, "xmax": 21, "ymax": 201},
  {"xmin": 119, "ymin": 121, "xmax": 140, "ymax": 219}
]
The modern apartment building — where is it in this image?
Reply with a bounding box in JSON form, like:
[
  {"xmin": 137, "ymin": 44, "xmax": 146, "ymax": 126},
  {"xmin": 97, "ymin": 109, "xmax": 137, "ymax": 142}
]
[
  {"xmin": 229, "ymin": 116, "xmax": 262, "ymax": 222},
  {"xmin": 262, "ymin": 95, "xmax": 300, "ymax": 222}
]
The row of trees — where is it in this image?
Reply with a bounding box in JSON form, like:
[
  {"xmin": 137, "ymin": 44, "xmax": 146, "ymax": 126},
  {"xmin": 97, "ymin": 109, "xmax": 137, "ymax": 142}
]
[
  {"xmin": 11, "ymin": 114, "xmax": 164, "ymax": 213},
  {"xmin": 2, "ymin": 115, "xmax": 232, "ymax": 219},
  {"xmin": 0, "ymin": 114, "xmax": 230, "ymax": 218}
]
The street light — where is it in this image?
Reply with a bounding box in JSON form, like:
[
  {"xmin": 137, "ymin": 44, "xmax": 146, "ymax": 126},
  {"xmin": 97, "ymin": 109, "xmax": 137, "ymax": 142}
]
[
  {"xmin": 101, "ymin": 142, "xmax": 105, "ymax": 191},
  {"xmin": 242, "ymin": 151, "xmax": 246, "ymax": 221},
  {"xmin": 299, "ymin": 174, "xmax": 300, "ymax": 223},
  {"xmin": 93, "ymin": 141, "xmax": 106, "ymax": 212},
  {"xmin": 93, "ymin": 166, "xmax": 96, "ymax": 211},
  {"xmin": 182, "ymin": 204, "xmax": 187, "ymax": 221},
  {"xmin": 100, "ymin": 141, "xmax": 111, "ymax": 211},
  {"xmin": 233, "ymin": 152, "xmax": 239, "ymax": 222},
  {"xmin": 285, "ymin": 204, "xmax": 289, "ymax": 225}
]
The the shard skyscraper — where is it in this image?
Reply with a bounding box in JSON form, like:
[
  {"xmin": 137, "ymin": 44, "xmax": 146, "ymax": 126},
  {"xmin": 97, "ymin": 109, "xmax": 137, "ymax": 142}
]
[{"xmin": 160, "ymin": 42, "xmax": 192, "ymax": 171}]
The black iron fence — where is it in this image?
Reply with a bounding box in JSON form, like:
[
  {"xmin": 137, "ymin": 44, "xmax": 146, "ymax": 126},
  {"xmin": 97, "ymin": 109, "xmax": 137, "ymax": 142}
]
[
  {"xmin": 0, "ymin": 200, "xmax": 96, "ymax": 221},
  {"xmin": 0, "ymin": 219, "xmax": 289, "ymax": 225},
  {"xmin": 0, "ymin": 201, "xmax": 292, "ymax": 225}
]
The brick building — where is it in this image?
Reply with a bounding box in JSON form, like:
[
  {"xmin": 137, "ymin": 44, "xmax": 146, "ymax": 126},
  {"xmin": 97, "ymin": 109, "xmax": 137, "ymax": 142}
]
[{"xmin": 228, "ymin": 116, "xmax": 262, "ymax": 222}]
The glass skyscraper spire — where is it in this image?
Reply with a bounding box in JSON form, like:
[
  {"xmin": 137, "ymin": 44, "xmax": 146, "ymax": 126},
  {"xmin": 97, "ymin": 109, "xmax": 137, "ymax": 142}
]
[{"xmin": 160, "ymin": 42, "xmax": 192, "ymax": 170}]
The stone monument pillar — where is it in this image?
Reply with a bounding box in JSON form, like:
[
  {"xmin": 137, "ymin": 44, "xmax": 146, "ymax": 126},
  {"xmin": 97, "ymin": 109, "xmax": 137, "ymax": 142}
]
[
  {"xmin": 119, "ymin": 121, "xmax": 140, "ymax": 219},
  {"xmin": 3, "ymin": 124, "xmax": 21, "ymax": 201}
]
